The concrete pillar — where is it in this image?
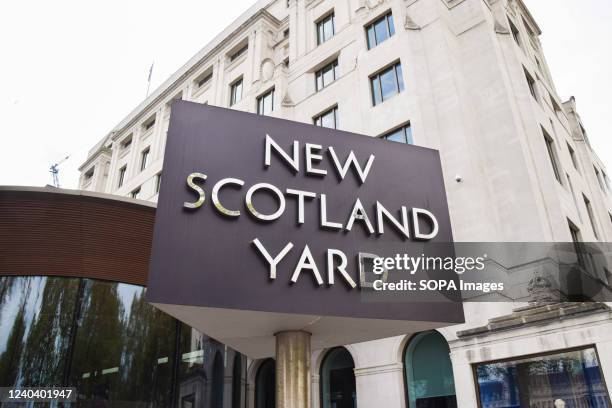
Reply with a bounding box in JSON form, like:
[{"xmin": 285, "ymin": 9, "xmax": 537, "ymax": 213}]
[
  {"xmin": 275, "ymin": 330, "xmax": 311, "ymax": 408},
  {"xmin": 451, "ymin": 360, "xmax": 478, "ymax": 407},
  {"xmin": 353, "ymin": 363, "xmax": 405, "ymax": 408}
]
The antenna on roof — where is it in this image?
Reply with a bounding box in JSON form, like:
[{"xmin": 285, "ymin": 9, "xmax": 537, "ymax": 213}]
[
  {"xmin": 49, "ymin": 155, "xmax": 70, "ymax": 188},
  {"xmin": 146, "ymin": 61, "xmax": 155, "ymax": 97}
]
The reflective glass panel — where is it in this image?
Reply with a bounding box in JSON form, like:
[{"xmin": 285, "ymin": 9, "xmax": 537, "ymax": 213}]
[
  {"xmin": 70, "ymin": 280, "xmax": 175, "ymax": 407},
  {"xmin": 476, "ymin": 348, "xmax": 611, "ymax": 408},
  {"xmin": 405, "ymin": 331, "xmax": 457, "ymax": 408},
  {"xmin": 320, "ymin": 348, "xmax": 356, "ymax": 408},
  {"xmin": 0, "ymin": 276, "xmax": 78, "ymax": 387}
]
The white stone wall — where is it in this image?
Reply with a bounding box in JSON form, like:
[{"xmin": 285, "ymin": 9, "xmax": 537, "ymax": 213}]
[{"xmin": 79, "ymin": 0, "xmax": 612, "ymax": 406}]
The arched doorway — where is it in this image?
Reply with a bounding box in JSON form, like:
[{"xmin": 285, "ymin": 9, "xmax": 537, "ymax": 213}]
[
  {"xmin": 255, "ymin": 358, "xmax": 275, "ymax": 408},
  {"xmin": 320, "ymin": 347, "xmax": 356, "ymax": 408},
  {"xmin": 211, "ymin": 351, "xmax": 224, "ymax": 408},
  {"xmin": 232, "ymin": 354, "xmax": 242, "ymax": 408},
  {"xmin": 404, "ymin": 331, "xmax": 457, "ymax": 408}
]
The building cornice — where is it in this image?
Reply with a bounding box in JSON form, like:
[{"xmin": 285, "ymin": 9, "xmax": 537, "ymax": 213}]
[
  {"xmin": 78, "ymin": 146, "xmax": 112, "ymax": 172},
  {"xmin": 514, "ymin": 0, "xmax": 542, "ymax": 35}
]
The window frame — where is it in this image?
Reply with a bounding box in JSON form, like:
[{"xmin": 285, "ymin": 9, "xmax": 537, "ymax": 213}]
[
  {"xmin": 370, "ymin": 61, "xmax": 405, "ymax": 106},
  {"xmin": 542, "ymin": 129, "xmax": 562, "ymax": 184},
  {"xmin": 582, "ymin": 194, "xmax": 599, "ymax": 239},
  {"xmin": 315, "ymin": 59, "xmax": 339, "ymax": 91},
  {"xmin": 524, "ymin": 68, "xmax": 538, "ymax": 101},
  {"xmin": 256, "ymin": 87, "xmax": 275, "ymax": 116},
  {"xmin": 143, "ymin": 117, "xmax": 156, "ymax": 131},
  {"xmin": 381, "ymin": 122, "xmax": 413, "ymax": 144},
  {"xmin": 365, "ymin": 11, "xmax": 395, "ymax": 50},
  {"xmin": 196, "ymin": 71, "xmax": 213, "ymax": 89},
  {"xmin": 508, "ymin": 18, "xmax": 521, "ymax": 48},
  {"xmin": 567, "ymin": 142, "xmax": 579, "ymax": 172},
  {"xmin": 140, "ymin": 147, "xmax": 150, "ymax": 172},
  {"xmin": 313, "ymin": 105, "xmax": 339, "ymax": 129},
  {"xmin": 118, "ymin": 165, "xmax": 127, "ymax": 188},
  {"xmin": 130, "ymin": 187, "xmax": 141, "ymax": 199},
  {"xmin": 229, "ymin": 77, "xmax": 244, "ymax": 106},
  {"xmin": 155, "ymin": 172, "xmax": 162, "ymax": 194},
  {"xmin": 229, "ymin": 44, "xmax": 248, "ymax": 62},
  {"xmin": 471, "ymin": 345, "xmax": 610, "ymax": 408},
  {"xmin": 316, "ymin": 12, "xmax": 335, "ymax": 45}
]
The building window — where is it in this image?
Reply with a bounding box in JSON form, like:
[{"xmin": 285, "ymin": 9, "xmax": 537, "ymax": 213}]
[
  {"xmin": 583, "ymin": 194, "xmax": 599, "ymax": 239},
  {"xmin": 567, "ymin": 143, "xmax": 579, "ymax": 172},
  {"xmin": 231, "ymin": 354, "xmax": 244, "ymax": 408},
  {"xmin": 365, "ymin": 12, "xmax": 395, "ymax": 49},
  {"xmin": 255, "ymin": 359, "xmax": 275, "ymax": 408},
  {"xmin": 131, "ymin": 187, "xmax": 141, "ymax": 199},
  {"xmin": 509, "ymin": 19, "xmax": 521, "ymax": 47},
  {"xmin": 405, "ymin": 331, "xmax": 456, "ymax": 408},
  {"xmin": 370, "ymin": 61, "xmax": 404, "ymax": 106},
  {"xmin": 229, "ymin": 44, "xmax": 248, "ymax": 62},
  {"xmin": 196, "ymin": 71, "xmax": 213, "ymax": 88},
  {"xmin": 230, "ymin": 78, "xmax": 243, "ymax": 106},
  {"xmin": 382, "ymin": 123, "xmax": 413, "ymax": 144},
  {"xmin": 542, "ymin": 129, "xmax": 561, "ymax": 184},
  {"xmin": 313, "ymin": 106, "xmax": 338, "ymax": 129},
  {"xmin": 316, "ymin": 12, "xmax": 335, "ymax": 45},
  {"xmin": 475, "ymin": 347, "xmax": 610, "ymax": 408},
  {"xmin": 155, "ymin": 173, "xmax": 162, "ymax": 194},
  {"xmin": 140, "ymin": 147, "xmax": 150, "ymax": 171},
  {"xmin": 594, "ymin": 166, "xmax": 606, "ymax": 192},
  {"xmin": 118, "ymin": 165, "xmax": 127, "ymax": 188},
  {"xmin": 257, "ymin": 88, "xmax": 274, "ymax": 116},
  {"xmin": 604, "ymin": 171, "xmax": 612, "ymax": 191},
  {"xmin": 524, "ymin": 69, "xmax": 538, "ymax": 101},
  {"xmin": 0, "ymin": 276, "xmax": 248, "ymax": 408},
  {"xmin": 121, "ymin": 136, "xmax": 132, "ymax": 150},
  {"xmin": 315, "ymin": 59, "xmax": 338, "ymax": 91},
  {"xmin": 143, "ymin": 116, "xmax": 156, "ymax": 131},
  {"xmin": 320, "ymin": 347, "xmax": 356, "ymax": 408},
  {"xmin": 568, "ymin": 219, "xmax": 586, "ymax": 268},
  {"xmin": 283, "ymin": 57, "xmax": 289, "ymax": 68},
  {"xmin": 84, "ymin": 168, "xmax": 94, "ymax": 181},
  {"xmin": 283, "ymin": 28, "xmax": 289, "ymax": 38}
]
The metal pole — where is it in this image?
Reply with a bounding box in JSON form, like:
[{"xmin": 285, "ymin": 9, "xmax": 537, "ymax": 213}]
[{"xmin": 275, "ymin": 330, "xmax": 311, "ymax": 408}]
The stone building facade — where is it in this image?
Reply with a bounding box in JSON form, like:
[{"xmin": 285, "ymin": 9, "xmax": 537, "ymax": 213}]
[{"xmin": 76, "ymin": 0, "xmax": 612, "ymax": 406}]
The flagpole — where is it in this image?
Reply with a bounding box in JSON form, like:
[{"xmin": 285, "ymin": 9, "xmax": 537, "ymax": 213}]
[{"xmin": 146, "ymin": 62, "xmax": 154, "ymax": 97}]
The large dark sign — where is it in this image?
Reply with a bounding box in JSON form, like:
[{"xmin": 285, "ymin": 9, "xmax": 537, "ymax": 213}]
[{"xmin": 147, "ymin": 101, "xmax": 463, "ymax": 357}]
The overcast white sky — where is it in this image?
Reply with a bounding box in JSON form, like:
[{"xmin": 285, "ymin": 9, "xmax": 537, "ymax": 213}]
[{"xmin": 0, "ymin": 0, "xmax": 610, "ymax": 189}]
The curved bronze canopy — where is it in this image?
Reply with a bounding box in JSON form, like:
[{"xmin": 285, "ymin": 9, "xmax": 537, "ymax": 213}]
[{"xmin": 0, "ymin": 186, "xmax": 155, "ymax": 286}]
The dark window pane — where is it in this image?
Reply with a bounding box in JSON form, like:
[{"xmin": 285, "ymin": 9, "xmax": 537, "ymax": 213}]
[{"xmin": 256, "ymin": 359, "xmax": 276, "ymax": 408}]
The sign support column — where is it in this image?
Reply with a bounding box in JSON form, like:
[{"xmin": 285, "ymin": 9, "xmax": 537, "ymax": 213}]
[{"xmin": 275, "ymin": 330, "xmax": 311, "ymax": 408}]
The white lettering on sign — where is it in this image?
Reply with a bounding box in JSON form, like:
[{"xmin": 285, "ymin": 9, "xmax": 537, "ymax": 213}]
[{"xmin": 182, "ymin": 134, "xmax": 441, "ymax": 289}]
